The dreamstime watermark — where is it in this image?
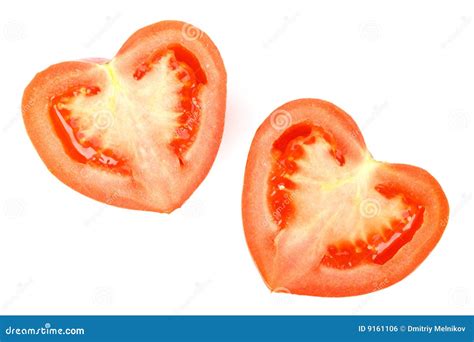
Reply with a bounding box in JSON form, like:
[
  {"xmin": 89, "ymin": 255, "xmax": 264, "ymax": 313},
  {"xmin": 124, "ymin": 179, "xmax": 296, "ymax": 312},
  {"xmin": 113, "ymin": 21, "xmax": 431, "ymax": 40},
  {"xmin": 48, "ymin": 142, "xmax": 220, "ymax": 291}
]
[
  {"xmin": 175, "ymin": 110, "xmax": 199, "ymax": 139},
  {"xmin": 361, "ymin": 101, "xmax": 389, "ymax": 129},
  {"xmin": 359, "ymin": 198, "xmax": 381, "ymax": 218},
  {"xmin": 83, "ymin": 191, "xmax": 121, "ymax": 226},
  {"xmin": 272, "ymin": 192, "xmax": 293, "ymax": 224},
  {"xmin": 450, "ymin": 287, "xmax": 471, "ymax": 308},
  {"xmin": 447, "ymin": 109, "xmax": 470, "ymax": 131},
  {"xmin": 180, "ymin": 200, "xmax": 206, "ymax": 219},
  {"xmin": 270, "ymin": 109, "xmax": 292, "ymax": 131},
  {"xmin": 93, "ymin": 110, "xmax": 115, "ymax": 130},
  {"xmin": 181, "ymin": 23, "xmax": 203, "ymax": 41},
  {"xmin": 176, "ymin": 278, "xmax": 213, "ymax": 312},
  {"xmin": 441, "ymin": 16, "xmax": 471, "ymax": 49},
  {"xmin": 4, "ymin": 322, "xmax": 85, "ymax": 336},
  {"xmin": 3, "ymin": 95, "xmax": 36, "ymax": 133},
  {"xmin": 359, "ymin": 20, "xmax": 381, "ymax": 42},
  {"xmin": 92, "ymin": 287, "xmax": 114, "ymax": 306},
  {"xmin": 263, "ymin": 12, "xmax": 300, "ymax": 48},
  {"xmin": 272, "ymin": 286, "xmax": 292, "ymax": 294},
  {"xmin": 444, "ymin": 192, "xmax": 473, "ymax": 230},
  {"xmin": 2, "ymin": 277, "xmax": 33, "ymax": 310},
  {"xmin": 352, "ymin": 278, "xmax": 389, "ymax": 314},
  {"xmin": 270, "ymin": 286, "xmax": 294, "ymax": 306},
  {"xmin": 336, "ymin": 101, "xmax": 389, "ymax": 153},
  {"xmin": 2, "ymin": 198, "xmax": 26, "ymax": 219},
  {"xmin": 84, "ymin": 12, "xmax": 121, "ymax": 48},
  {"xmin": 2, "ymin": 20, "xmax": 26, "ymax": 42},
  {"xmin": 2, "ymin": 114, "xmax": 21, "ymax": 133}
]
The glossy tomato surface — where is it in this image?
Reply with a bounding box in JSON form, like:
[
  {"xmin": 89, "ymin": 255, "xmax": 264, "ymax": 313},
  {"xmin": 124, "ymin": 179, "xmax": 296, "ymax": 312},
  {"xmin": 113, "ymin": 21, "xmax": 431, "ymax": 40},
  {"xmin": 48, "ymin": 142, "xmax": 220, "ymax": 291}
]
[
  {"xmin": 242, "ymin": 99, "xmax": 449, "ymax": 297},
  {"xmin": 23, "ymin": 21, "xmax": 226, "ymax": 213}
]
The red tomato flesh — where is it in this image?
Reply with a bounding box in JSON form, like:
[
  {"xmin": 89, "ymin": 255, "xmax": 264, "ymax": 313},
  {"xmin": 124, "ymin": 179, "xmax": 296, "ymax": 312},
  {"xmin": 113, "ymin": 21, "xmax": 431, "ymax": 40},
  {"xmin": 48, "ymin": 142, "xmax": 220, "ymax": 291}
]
[
  {"xmin": 23, "ymin": 21, "xmax": 226, "ymax": 213},
  {"xmin": 242, "ymin": 99, "xmax": 449, "ymax": 297}
]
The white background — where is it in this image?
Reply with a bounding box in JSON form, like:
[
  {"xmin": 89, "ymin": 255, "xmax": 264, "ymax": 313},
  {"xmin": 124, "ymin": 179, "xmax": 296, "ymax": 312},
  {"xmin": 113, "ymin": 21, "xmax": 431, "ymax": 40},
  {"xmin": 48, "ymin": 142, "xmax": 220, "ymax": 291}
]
[{"xmin": 0, "ymin": 0, "xmax": 473, "ymax": 315}]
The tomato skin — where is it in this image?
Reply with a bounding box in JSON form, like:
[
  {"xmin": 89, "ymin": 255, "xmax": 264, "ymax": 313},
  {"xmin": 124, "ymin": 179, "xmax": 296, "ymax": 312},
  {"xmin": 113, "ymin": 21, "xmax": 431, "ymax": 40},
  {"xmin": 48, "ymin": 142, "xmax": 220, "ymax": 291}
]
[
  {"xmin": 22, "ymin": 21, "xmax": 226, "ymax": 213},
  {"xmin": 242, "ymin": 99, "xmax": 449, "ymax": 297}
]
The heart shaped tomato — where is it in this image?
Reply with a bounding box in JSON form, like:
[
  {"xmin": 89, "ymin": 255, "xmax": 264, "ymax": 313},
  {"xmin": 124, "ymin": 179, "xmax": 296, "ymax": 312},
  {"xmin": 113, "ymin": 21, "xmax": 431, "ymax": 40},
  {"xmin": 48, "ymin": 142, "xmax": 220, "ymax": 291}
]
[
  {"xmin": 23, "ymin": 21, "xmax": 226, "ymax": 213},
  {"xmin": 242, "ymin": 99, "xmax": 449, "ymax": 297}
]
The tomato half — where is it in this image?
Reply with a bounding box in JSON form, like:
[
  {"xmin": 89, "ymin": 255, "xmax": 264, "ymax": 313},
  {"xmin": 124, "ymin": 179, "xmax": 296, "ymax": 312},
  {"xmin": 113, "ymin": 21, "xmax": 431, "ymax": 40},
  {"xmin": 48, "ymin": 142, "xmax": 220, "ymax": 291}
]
[
  {"xmin": 23, "ymin": 21, "xmax": 226, "ymax": 213},
  {"xmin": 242, "ymin": 99, "xmax": 449, "ymax": 297}
]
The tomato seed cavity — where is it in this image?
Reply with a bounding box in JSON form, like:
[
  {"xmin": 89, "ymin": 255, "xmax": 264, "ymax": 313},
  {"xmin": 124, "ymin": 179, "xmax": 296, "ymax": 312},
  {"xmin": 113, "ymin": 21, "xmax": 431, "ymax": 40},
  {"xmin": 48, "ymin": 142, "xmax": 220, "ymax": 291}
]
[
  {"xmin": 321, "ymin": 185, "xmax": 425, "ymax": 269},
  {"xmin": 50, "ymin": 86, "xmax": 130, "ymax": 175},
  {"xmin": 133, "ymin": 44, "xmax": 206, "ymax": 165},
  {"xmin": 50, "ymin": 45, "xmax": 206, "ymax": 172},
  {"xmin": 268, "ymin": 123, "xmax": 345, "ymax": 228}
]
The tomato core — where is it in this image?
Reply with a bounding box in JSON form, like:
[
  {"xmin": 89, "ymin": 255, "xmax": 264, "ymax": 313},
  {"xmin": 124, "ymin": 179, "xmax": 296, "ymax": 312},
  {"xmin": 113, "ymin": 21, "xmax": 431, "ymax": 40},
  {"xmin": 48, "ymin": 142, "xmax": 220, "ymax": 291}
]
[
  {"xmin": 268, "ymin": 123, "xmax": 345, "ymax": 228},
  {"xmin": 133, "ymin": 45, "xmax": 206, "ymax": 165},
  {"xmin": 321, "ymin": 191, "xmax": 425, "ymax": 269},
  {"xmin": 50, "ymin": 86, "xmax": 130, "ymax": 174},
  {"xmin": 268, "ymin": 123, "xmax": 425, "ymax": 268},
  {"xmin": 49, "ymin": 45, "xmax": 207, "ymax": 171}
]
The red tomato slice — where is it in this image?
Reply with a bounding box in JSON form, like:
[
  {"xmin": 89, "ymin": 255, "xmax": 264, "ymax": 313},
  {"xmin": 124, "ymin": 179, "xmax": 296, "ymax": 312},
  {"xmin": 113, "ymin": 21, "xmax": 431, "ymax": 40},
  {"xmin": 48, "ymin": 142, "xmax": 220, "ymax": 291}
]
[
  {"xmin": 23, "ymin": 21, "xmax": 226, "ymax": 213},
  {"xmin": 242, "ymin": 99, "xmax": 449, "ymax": 297}
]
